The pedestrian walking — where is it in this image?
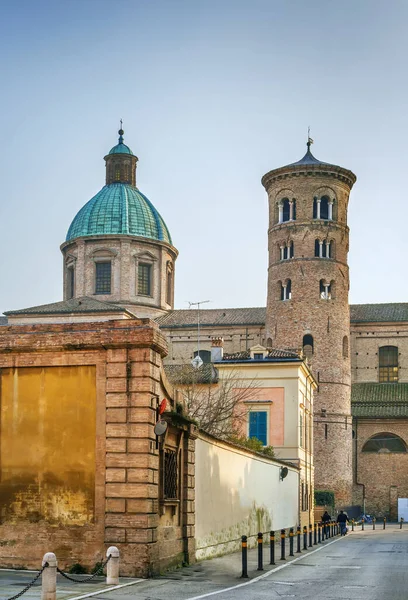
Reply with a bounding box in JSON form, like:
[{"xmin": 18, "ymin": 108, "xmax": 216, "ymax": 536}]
[{"xmin": 336, "ymin": 510, "xmax": 350, "ymax": 535}]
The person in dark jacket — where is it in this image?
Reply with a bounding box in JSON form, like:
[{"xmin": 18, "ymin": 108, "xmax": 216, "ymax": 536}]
[
  {"xmin": 322, "ymin": 510, "xmax": 331, "ymax": 536},
  {"xmin": 336, "ymin": 510, "xmax": 350, "ymax": 535}
]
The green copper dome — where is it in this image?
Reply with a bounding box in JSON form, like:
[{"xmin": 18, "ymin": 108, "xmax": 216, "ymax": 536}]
[
  {"xmin": 108, "ymin": 128, "xmax": 134, "ymax": 155},
  {"xmin": 109, "ymin": 143, "xmax": 133, "ymax": 155},
  {"xmin": 66, "ymin": 183, "xmax": 172, "ymax": 244}
]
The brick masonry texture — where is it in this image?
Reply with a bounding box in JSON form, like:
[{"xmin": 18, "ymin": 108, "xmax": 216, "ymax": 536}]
[
  {"xmin": 262, "ymin": 162, "xmax": 356, "ymax": 506},
  {"xmin": 0, "ymin": 319, "xmax": 197, "ymax": 577}
]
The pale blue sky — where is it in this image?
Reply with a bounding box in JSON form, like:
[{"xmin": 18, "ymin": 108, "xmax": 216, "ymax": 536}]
[{"xmin": 1, "ymin": 0, "xmax": 407, "ymax": 314}]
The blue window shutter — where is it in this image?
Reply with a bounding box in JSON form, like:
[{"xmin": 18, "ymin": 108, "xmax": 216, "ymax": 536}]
[{"xmin": 249, "ymin": 411, "xmax": 267, "ymax": 445}]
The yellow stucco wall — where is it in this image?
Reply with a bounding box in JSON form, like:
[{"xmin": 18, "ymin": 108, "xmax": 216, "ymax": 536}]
[{"xmin": 0, "ymin": 365, "xmax": 96, "ymax": 525}]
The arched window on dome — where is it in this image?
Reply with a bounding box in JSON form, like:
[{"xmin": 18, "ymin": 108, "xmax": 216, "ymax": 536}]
[
  {"xmin": 95, "ymin": 261, "xmax": 112, "ymax": 294},
  {"xmin": 166, "ymin": 262, "xmax": 173, "ymax": 305},
  {"xmin": 138, "ymin": 263, "xmax": 152, "ymax": 296},
  {"xmin": 362, "ymin": 433, "xmax": 407, "ymax": 453},
  {"xmin": 303, "ymin": 334, "xmax": 314, "ymax": 361}
]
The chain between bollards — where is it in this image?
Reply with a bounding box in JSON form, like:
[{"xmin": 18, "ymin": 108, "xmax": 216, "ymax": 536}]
[
  {"xmin": 241, "ymin": 535, "xmax": 248, "ymax": 578},
  {"xmin": 270, "ymin": 530, "xmax": 275, "ymax": 565},
  {"xmin": 257, "ymin": 532, "xmax": 264, "ymax": 571}
]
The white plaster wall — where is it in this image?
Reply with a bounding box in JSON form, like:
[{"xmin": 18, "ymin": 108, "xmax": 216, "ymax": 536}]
[{"xmin": 195, "ymin": 433, "xmax": 299, "ymax": 560}]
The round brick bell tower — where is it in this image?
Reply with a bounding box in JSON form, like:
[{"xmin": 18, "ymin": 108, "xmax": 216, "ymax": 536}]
[{"xmin": 262, "ymin": 140, "xmax": 356, "ymax": 506}]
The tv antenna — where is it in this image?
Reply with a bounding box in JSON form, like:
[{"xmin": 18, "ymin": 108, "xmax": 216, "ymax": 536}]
[{"xmin": 188, "ymin": 300, "xmax": 210, "ymax": 368}]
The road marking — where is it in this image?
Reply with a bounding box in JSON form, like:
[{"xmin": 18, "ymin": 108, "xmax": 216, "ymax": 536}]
[
  {"xmin": 184, "ymin": 537, "xmax": 343, "ymax": 600},
  {"xmin": 56, "ymin": 579, "xmax": 146, "ymax": 600},
  {"xmin": 326, "ymin": 566, "xmax": 361, "ymax": 569}
]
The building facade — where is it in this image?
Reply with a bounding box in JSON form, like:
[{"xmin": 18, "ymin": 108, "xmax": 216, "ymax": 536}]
[{"xmin": 215, "ymin": 344, "xmax": 317, "ymax": 528}]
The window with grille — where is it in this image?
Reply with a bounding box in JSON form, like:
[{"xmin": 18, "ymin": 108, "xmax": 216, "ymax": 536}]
[
  {"xmin": 249, "ymin": 411, "xmax": 267, "ymax": 445},
  {"xmin": 138, "ymin": 263, "xmax": 152, "ymax": 296},
  {"xmin": 379, "ymin": 346, "xmax": 398, "ymax": 382},
  {"xmin": 164, "ymin": 449, "xmax": 178, "ymax": 499},
  {"xmin": 95, "ymin": 262, "xmax": 111, "ymax": 294}
]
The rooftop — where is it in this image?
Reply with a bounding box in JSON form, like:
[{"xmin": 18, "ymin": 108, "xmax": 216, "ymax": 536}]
[
  {"xmin": 221, "ymin": 348, "xmax": 301, "ymax": 362},
  {"xmin": 350, "ymin": 303, "xmax": 408, "ymax": 323},
  {"xmin": 4, "ymin": 297, "xmax": 132, "ymax": 316},
  {"xmin": 351, "ymin": 383, "xmax": 408, "ymax": 418},
  {"xmin": 158, "ymin": 307, "xmax": 266, "ymax": 328}
]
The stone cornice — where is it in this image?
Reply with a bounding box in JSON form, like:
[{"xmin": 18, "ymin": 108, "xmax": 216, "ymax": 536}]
[
  {"xmin": 268, "ymin": 220, "xmax": 349, "ymax": 236},
  {"xmin": 60, "ymin": 234, "xmax": 179, "ymax": 258},
  {"xmin": 261, "ymin": 163, "xmax": 356, "ymax": 191}
]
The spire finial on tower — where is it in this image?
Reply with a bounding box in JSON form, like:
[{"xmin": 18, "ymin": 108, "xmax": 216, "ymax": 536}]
[
  {"xmin": 307, "ymin": 126, "xmax": 314, "ymax": 150},
  {"xmin": 118, "ymin": 119, "xmax": 124, "ymax": 144}
]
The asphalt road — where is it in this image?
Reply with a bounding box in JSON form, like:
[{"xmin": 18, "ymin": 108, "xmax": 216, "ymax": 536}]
[{"xmin": 1, "ymin": 527, "xmax": 408, "ymax": 600}]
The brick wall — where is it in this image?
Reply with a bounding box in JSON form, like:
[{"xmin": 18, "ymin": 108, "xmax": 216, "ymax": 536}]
[
  {"xmin": 353, "ymin": 419, "xmax": 408, "ymax": 518},
  {"xmin": 0, "ymin": 319, "xmax": 196, "ymax": 576}
]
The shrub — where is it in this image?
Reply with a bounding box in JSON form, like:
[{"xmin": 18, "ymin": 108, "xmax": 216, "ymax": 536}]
[{"xmin": 315, "ymin": 490, "xmax": 335, "ymax": 507}]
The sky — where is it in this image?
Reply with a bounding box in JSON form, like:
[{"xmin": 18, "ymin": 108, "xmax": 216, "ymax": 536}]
[{"xmin": 1, "ymin": 0, "xmax": 408, "ymax": 314}]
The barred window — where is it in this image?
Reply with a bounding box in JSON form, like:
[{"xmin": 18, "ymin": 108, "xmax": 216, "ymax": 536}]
[
  {"xmin": 379, "ymin": 346, "xmax": 398, "ymax": 383},
  {"xmin": 164, "ymin": 449, "xmax": 178, "ymax": 499},
  {"xmin": 95, "ymin": 262, "xmax": 111, "ymax": 294},
  {"xmin": 138, "ymin": 263, "xmax": 152, "ymax": 296}
]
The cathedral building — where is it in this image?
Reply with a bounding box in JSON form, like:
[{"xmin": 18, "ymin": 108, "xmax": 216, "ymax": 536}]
[{"xmin": 2, "ymin": 130, "xmax": 408, "ymax": 519}]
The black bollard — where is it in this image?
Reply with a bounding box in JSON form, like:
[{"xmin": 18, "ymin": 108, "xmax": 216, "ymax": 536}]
[
  {"xmin": 241, "ymin": 535, "xmax": 248, "ymax": 578},
  {"xmin": 362, "ymin": 518, "xmax": 365, "ymax": 531},
  {"xmin": 328, "ymin": 521, "xmax": 331, "ymax": 538},
  {"xmin": 270, "ymin": 530, "xmax": 275, "ymax": 565},
  {"xmin": 373, "ymin": 518, "xmax": 376, "ymax": 530},
  {"xmin": 280, "ymin": 529, "xmax": 286, "ymax": 561},
  {"xmin": 257, "ymin": 532, "xmax": 264, "ymax": 570},
  {"xmin": 352, "ymin": 519, "xmax": 355, "ymax": 532},
  {"xmin": 303, "ymin": 525, "xmax": 307, "ymax": 550},
  {"xmin": 289, "ymin": 527, "xmax": 294, "ymax": 556},
  {"xmin": 383, "ymin": 517, "xmax": 386, "ymax": 530},
  {"xmin": 400, "ymin": 518, "xmax": 404, "ymax": 529},
  {"xmin": 314, "ymin": 523, "xmax": 317, "ymax": 545},
  {"xmin": 318, "ymin": 522, "xmax": 321, "ymax": 544},
  {"xmin": 296, "ymin": 526, "xmax": 301, "ymax": 553},
  {"xmin": 308, "ymin": 523, "xmax": 313, "ymax": 547}
]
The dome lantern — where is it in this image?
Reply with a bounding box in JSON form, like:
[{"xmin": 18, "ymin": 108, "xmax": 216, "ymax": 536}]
[{"xmin": 104, "ymin": 125, "xmax": 138, "ymax": 186}]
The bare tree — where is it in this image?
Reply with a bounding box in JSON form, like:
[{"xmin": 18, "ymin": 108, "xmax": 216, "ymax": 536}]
[{"xmin": 166, "ymin": 363, "xmax": 257, "ymax": 439}]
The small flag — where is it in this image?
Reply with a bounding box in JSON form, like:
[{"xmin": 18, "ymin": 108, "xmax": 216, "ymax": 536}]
[
  {"xmin": 308, "ymin": 137, "xmax": 314, "ymax": 144},
  {"xmin": 159, "ymin": 399, "xmax": 167, "ymax": 415}
]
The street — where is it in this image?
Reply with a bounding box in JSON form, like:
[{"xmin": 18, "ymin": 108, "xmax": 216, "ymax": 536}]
[{"xmin": 1, "ymin": 527, "xmax": 408, "ymax": 600}]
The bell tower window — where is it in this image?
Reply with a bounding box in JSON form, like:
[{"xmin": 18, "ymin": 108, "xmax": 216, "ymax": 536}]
[
  {"xmin": 166, "ymin": 265, "xmax": 173, "ymax": 305},
  {"xmin": 138, "ymin": 263, "xmax": 152, "ymax": 296},
  {"xmin": 279, "ymin": 198, "xmax": 296, "ymax": 223},
  {"xmin": 95, "ymin": 261, "xmax": 112, "ymax": 294},
  {"xmin": 280, "ymin": 279, "xmax": 292, "ymax": 301},
  {"xmin": 320, "ymin": 280, "xmax": 331, "ymax": 299}
]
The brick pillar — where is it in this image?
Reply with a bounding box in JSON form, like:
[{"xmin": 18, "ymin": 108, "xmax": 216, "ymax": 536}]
[
  {"xmin": 182, "ymin": 426, "xmax": 198, "ymax": 564},
  {"xmin": 104, "ymin": 346, "xmax": 161, "ymax": 577}
]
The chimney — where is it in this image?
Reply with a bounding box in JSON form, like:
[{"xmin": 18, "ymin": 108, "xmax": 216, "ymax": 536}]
[{"xmin": 211, "ymin": 337, "xmax": 224, "ymax": 362}]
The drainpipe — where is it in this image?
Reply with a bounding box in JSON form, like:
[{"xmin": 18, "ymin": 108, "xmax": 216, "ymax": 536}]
[{"xmin": 354, "ymin": 419, "xmax": 366, "ymax": 514}]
